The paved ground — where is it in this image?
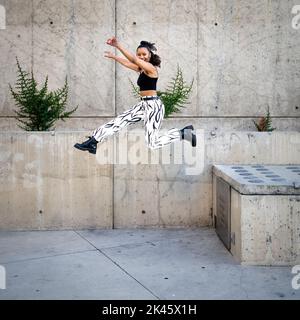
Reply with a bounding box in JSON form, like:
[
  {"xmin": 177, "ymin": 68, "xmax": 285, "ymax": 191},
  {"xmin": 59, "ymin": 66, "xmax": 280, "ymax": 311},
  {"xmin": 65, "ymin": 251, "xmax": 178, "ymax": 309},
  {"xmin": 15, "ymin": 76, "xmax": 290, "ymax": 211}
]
[{"xmin": 0, "ymin": 227, "xmax": 299, "ymax": 300}]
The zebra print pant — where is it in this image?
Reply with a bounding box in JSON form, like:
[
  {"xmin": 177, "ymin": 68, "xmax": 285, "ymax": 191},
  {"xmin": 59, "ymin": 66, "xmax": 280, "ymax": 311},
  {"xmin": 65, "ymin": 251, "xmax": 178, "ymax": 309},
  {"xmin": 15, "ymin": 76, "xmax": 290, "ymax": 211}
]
[{"xmin": 91, "ymin": 96, "xmax": 181, "ymax": 150}]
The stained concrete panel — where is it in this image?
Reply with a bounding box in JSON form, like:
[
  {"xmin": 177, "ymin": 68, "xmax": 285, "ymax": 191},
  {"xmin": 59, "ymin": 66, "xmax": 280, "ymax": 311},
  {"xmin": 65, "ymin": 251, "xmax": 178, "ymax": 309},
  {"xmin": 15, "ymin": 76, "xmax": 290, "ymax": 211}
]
[
  {"xmin": 113, "ymin": 164, "xmax": 161, "ymax": 227},
  {"xmin": 32, "ymin": 0, "xmax": 115, "ymax": 116},
  {"xmin": 0, "ymin": 26, "xmax": 32, "ymax": 116},
  {"xmin": 0, "ymin": 132, "xmax": 113, "ymax": 230},
  {"xmin": 1, "ymin": 0, "xmax": 32, "ymax": 26},
  {"xmin": 32, "ymin": 23, "xmax": 115, "ymax": 116},
  {"xmin": 205, "ymin": 131, "xmax": 300, "ymax": 164},
  {"xmin": 158, "ymin": 179, "xmax": 212, "ymax": 227},
  {"xmin": 0, "ymin": 0, "xmax": 116, "ymax": 117},
  {"xmin": 112, "ymin": 129, "xmax": 207, "ymax": 228},
  {"xmin": 33, "ymin": 0, "xmax": 114, "ymax": 26},
  {"xmin": 197, "ymin": 0, "xmax": 300, "ymax": 117},
  {"xmin": 231, "ymin": 191, "xmax": 300, "ymax": 265}
]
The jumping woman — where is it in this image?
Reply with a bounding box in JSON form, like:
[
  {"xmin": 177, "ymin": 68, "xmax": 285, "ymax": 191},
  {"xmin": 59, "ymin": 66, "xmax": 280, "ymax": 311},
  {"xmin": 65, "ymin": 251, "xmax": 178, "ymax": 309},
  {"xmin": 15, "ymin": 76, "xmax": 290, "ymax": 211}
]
[{"xmin": 74, "ymin": 37, "xmax": 196, "ymax": 154}]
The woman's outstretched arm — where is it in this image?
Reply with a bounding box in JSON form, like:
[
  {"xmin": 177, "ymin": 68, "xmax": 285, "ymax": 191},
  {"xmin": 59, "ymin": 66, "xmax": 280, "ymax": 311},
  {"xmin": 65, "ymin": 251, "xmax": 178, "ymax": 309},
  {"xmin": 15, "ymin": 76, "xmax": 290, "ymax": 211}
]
[
  {"xmin": 106, "ymin": 37, "xmax": 155, "ymax": 74},
  {"xmin": 104, "ymin": 51, "xmax": 140, "ymax": 72}
]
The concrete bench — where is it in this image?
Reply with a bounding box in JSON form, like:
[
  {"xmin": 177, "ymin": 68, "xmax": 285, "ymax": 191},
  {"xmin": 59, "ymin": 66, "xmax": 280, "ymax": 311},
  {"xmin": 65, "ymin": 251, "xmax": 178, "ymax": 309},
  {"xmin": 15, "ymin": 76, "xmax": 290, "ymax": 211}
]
[{"xmin": 213, "ymin": 164, "xmax": 300, "ymax": 266}]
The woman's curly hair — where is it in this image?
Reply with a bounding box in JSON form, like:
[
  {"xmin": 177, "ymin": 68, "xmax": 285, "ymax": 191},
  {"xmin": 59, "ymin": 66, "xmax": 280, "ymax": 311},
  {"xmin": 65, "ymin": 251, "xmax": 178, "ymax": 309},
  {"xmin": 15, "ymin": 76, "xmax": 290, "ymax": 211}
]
[{"xmin": 137, "ymin": 40, "xmax": 161, "ymax": 68}]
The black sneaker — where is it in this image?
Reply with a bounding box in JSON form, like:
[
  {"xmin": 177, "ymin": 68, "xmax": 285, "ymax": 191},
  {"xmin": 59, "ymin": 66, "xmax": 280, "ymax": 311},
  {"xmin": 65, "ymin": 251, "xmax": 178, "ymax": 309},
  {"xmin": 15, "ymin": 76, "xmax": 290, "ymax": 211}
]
[
  {"xmin": 180, "ymin": 125, "xmax": 196, "ymax": 147},
  {"xmin": 74, "ymin": 136, "xmax": 98, "ymax": 154}
]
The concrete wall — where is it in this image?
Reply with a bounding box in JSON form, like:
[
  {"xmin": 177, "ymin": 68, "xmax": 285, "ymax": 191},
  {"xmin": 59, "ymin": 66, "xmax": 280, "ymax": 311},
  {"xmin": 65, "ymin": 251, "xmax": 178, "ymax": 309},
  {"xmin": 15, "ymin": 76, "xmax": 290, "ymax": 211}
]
[
  {"xmin": 0, "ymin": 132, "xmax": 113, "ymax": 230},
  {"xmin": 0, "ymin": 0, "xmax": 299, "ymax": 131},
  {"xmin": 0, "ymin": 130, "xmax": 299, "ymax": 230},
  {"xmin": 230, "ymin": 189, "xmax": 300, "ymax": 266}
]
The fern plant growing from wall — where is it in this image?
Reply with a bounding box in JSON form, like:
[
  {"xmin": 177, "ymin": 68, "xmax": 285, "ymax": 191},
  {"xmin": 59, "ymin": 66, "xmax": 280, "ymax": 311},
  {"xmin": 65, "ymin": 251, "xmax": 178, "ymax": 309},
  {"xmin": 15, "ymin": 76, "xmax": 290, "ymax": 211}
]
[
  {"xmin": 253, "ymin": 105, "xmax": 276, "ymax": 132},
  {"xmin": 9, "ymin": 57, "xmax": 78, "ymax": 131},
  {"xmin": 129, "ymin": 64, "xmax": 194, "ymax": 117}
]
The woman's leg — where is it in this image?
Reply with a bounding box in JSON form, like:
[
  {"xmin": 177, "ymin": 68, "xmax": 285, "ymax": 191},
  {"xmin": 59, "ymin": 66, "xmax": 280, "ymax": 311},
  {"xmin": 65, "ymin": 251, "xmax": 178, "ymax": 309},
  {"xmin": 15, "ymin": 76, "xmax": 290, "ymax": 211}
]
[
  {"xmin": 144, "ymin": 99, "xmax": 181, "ymax": 150},
  {"xmin": 74, "ymin": 101, "xmax": 146, "ymax": 154},
  {"xmin": 92, "ymin": 101, "xmax": 145, "ymax": 143}
]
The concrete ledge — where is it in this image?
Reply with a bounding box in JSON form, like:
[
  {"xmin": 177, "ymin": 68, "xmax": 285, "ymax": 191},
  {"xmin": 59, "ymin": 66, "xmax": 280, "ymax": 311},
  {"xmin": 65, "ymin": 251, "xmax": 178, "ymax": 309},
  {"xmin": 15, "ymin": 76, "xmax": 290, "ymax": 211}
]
[
  {"xmin": 213, "ymin": 164, "xmax": 300, "ymax": 265},
  {"xmin": 0, "ymin": 130, "xmax": 299, "ymax": 230},
  {"xmin": 213, "ymin": 164, "xmax": 300, "ymax": 195}
]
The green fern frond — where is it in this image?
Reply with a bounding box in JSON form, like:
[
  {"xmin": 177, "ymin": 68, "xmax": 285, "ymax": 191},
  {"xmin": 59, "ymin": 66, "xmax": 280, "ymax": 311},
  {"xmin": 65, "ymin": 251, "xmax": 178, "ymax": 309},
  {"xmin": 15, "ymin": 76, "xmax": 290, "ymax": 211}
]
[
  {"xmin": 9, "ymin": 57, "xmax": 77, "ymax": 131},
  {"xmin": 253, "ymin": 105, "xmax": 276, "ymax": 132}
]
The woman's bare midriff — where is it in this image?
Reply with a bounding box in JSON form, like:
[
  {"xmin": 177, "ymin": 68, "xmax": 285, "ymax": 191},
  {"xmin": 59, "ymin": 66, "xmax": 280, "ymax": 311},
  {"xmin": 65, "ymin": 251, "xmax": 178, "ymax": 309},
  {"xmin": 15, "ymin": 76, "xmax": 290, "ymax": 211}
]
[{"xmin": 140, "ymin": 90, "xmax": 157, "ymax": 96}]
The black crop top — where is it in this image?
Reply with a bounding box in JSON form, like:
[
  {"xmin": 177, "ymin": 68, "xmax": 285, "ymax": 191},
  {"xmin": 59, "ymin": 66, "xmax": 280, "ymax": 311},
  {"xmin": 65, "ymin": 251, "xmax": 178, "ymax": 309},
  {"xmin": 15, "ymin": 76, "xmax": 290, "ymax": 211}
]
[{"xmin": 137, "ymin": 71, "xmax": 158, "ymax": 91}]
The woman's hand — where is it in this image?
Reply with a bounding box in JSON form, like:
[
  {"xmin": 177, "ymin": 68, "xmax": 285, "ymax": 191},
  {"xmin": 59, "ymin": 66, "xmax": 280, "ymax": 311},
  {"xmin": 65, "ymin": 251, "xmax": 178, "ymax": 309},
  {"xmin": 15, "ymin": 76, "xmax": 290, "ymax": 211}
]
[
  {"xmin": 104, "ymin": 51, "xmax": 115, "ymax": 59},
  {"xmin": 106, "ymin": 36, "xmax": 119, "ymax": 48}
]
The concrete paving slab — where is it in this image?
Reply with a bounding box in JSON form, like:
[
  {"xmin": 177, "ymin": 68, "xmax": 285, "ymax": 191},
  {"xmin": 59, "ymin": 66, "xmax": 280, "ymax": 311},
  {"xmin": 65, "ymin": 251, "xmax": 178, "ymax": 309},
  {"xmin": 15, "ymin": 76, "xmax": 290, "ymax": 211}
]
[
  {"xmin": 101, "ymin": 236, "xmax": 299, "ymax": 300},
  {"xmin": 0, "ymin": 250, "xmax": 155, "ymax": 300},
  {"xmin": 77, "ymin": 228, "xmax": 209, "ymax": 249},
  {"xmin": 0, "ymin": 230, "xmax": 95, "ymax": 264},
  {"xmin": 0, "ymin": 228, "xmax": 299, "ymax": 300}
]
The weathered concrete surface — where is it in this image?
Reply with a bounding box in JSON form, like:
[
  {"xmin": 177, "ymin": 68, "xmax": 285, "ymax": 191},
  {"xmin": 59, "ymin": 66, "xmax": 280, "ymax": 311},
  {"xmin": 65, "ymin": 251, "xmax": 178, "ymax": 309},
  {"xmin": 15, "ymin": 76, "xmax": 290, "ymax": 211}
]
[
  {"xmin": 206, "ymin": 130, "xmax": 300, "ymax": 164},
  {"xmin": 213, "ymin": 164, "xmax": 300, "ymax": 195},
  {"xmin": 0, "ymin": 0, "xmax": 299, "ymax": 127},
  {"xmin": 230, "ymin": 189, "xmax": 300, "ymax": 266},
  {"xmin": 0, "ymin": 0, "xmax": 115, "ymax": 117},
  {"xmin": 0, "ymin": 132, "xmax": 113, "ymax": 230},
  {"xmin": 0, "ymin": 131, "xmax": 299, "ymax": 230},
  {"xmin": 113, "ymin": 130, "xmax": 300, "ymax": 228},
  {"xmin": 0, "ymin": 228, "xmax": 299, "ymax": 299},
  {"xmin": 213, "ymin": 164, "xmax": 300, "ymax": 265}
]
